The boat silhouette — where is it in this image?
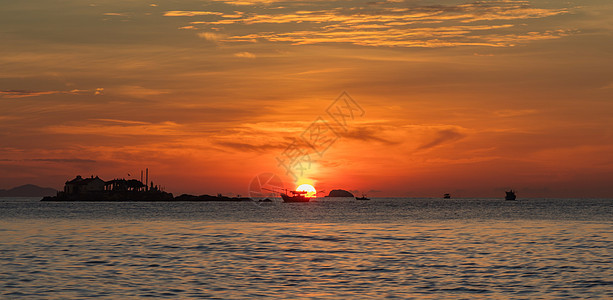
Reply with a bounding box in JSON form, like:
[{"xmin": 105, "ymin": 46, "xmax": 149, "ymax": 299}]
[
  {"xmin": 280, "ymin": 190, "xmax": 310, "ymax": 202},
  {"xmin": 263, "ymin": 188, "xmax": 311, "ymax": 202},
  {"xmin": 355, "ymin": 194, "xmax": 370, "ymax": 200},
  {"xmin": 505, "ymin": 190, "xmax": 517, "ymax": 201},
  {"xmin": 443, "ymin": 193, "xmax": 451, "ymax": 199}
]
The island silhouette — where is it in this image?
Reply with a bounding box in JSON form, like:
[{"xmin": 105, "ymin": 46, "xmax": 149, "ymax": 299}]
[
  {"xmin": 0, "ymin": 184, "xmax": 57, "ymax": 197},
  {"xmin": 41, "ymin": 174, "xmax": 250, "ymax": 202},
  {"xmin": 325, "ymin": 189, "xmax": 354, "ymax": 197}
]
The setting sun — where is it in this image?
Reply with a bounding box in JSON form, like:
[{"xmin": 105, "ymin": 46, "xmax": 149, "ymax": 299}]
[{"xmin": 296, "ymin": 184, "xmax": 317, "ymax": 198}]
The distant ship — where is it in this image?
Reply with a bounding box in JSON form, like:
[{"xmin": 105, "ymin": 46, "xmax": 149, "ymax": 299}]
[
  {"xmin": 280, "ymin": 190, "xmax": 311, "ymax": 202},
  {"xmin": 262, "ymin": 187, "xmax": 311, "ymax": 202},
  {"xmin": 505, "ymin": 190, "xmax": 517, "ymax": 201},
  {"xmin": 443, "ymin": 193, "xmax": 451, "ymax": 199},
  {"xmin": 356, "ymin": 194, "xmax": 370, "ymax": 200}
]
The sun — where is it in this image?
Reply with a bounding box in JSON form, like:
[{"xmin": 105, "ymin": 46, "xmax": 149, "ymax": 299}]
[{"xmin": 296, "ymin": 184, "xmax": 317, "ymax": 198}]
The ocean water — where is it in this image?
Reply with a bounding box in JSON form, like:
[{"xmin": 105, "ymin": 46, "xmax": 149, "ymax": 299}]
[{"xmin": 1, "ymin": 197, "xmax": 611, "ymax": 299}]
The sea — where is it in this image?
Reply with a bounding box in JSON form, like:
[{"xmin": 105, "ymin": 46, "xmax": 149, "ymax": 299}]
[{"xmin": 1, "ymin": 197, "xmax": 611, "ymax": 299}]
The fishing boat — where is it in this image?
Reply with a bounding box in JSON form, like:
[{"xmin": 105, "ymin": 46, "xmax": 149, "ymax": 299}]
[
  {"xmin": 505, "ymin": 190, "xmax": 517, "ymax": 201},
  {"xmin": 280, "ymin": 190, "xmax": 310, "ymax": 202},
  {"xmin": 356, "ymin": 194, "xmax": 370, "ymax": 200},
  {"xmin": 443, "ymin": 193, "xmax": 451, "ymax": 199}
]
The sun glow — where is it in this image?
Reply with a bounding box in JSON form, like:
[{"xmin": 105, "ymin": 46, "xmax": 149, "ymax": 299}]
[{"xmin": 296, "ymin": 184, "xmax": 317, "ymax": 198}]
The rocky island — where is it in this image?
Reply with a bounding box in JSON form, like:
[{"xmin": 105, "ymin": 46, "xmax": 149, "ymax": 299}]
[{"xmin": 325, "ymin": 189, "xmax": 355, "ymax": 197}]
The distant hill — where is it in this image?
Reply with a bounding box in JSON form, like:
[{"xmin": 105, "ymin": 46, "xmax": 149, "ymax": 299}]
[
  {"xmin": 325, "ymin": 189, "xmax": 355, "ymax": 197},
  {"xmin": 0, "ymin": 184, "xmax": 58, "ymax": 197}
]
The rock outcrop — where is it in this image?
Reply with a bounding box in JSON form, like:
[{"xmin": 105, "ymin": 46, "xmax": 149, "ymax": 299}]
[{"xmin": 326, "ymin": 189, "xmax": 354, "ymax": 197}]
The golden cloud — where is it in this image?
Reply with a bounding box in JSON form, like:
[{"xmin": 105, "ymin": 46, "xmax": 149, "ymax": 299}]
[
  {"xmin": 44, "ymin": 120, "xmax": 183, "ymax": 137},
  {"xmin": 0, "ymin": 89, "xmax": 89, "ymax": 99},
  {"xmin": 174, "ymin": 0, "xmax": 572, "ymax": 48},
  {"xmin": 197, "ymin": 32, "xmax": 226, "ymax": 41},
  {"xmin": 234, "ymin": 51, "xmax": 256, "ymax": 58},
  {"xmin": 111, "ymin": 85, "xmax": 168, "ymax": 98},
  {"xmin": 163, "ymin": 11, "xmax": 223, "ymax": 17},
  {"xmin": 213, "ymin": 0, "xmax": 282, "ymax": 5}
]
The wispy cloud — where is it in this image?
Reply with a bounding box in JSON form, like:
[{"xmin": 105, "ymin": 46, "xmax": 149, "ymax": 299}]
[
  {"xmin": 105, "ymin": 86, "xmax": 167, "ymax": 98},
  {"xmin": 340, "ymin": 125, "xmax": 400, "ymax": 145},
  {"xmin": 91, "ymin": 119, "xmax": 150, "ymax": 125},
  {"xmin": 0, "ymin": 158, "xmax": 97, "ymax": 165},
  {"xmin": 171, "ymin": 0, "xmax": 572, "ymax": 48},
  {"xmin": 227, "ymin": 24, "xmax": 559, "ymax": 48},
  {"xmin": 164, "ymin": 11, "xmax": 223, "ymax": 17},
  {"xmin": 44, "ymin": 120, "xmax": 184, "ymax": 137},
  {"xmin": 27, "ymin": 158, "xmax": 97, "ymax": 164},
  {"xmin": 494, "ymin": 109, "xmax": 538, "ymax": 118},
  {"xmin": 600, "ymin": 82, "xmax": 613, "ymax": 89},
  {"xmin": 213, "ymin": 0, "xmax": 283, "ymax": 5},
  {"xmin": 416, "ymin": 127, "xmax": 467, "ymax": 150},
  {"xmin": 197, "ymin": 32, "xmax": 226, "ymax": 42},
  {"xmin": 103, "ymin": 12, "xmax": 127, "ymax": 17},
  {"xmin": 234, "ymin": 51, "xmax": 256, "ymax": 58},
  {"xmin": 0, "ymin": 89, "xmax": 90, "ymax": 99},
  {"xmin": 213, "ymin": 140, "xmax": 286, "ymax": 152}
]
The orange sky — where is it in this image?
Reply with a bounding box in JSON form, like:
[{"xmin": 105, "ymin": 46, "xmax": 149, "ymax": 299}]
[{"xmin": 1, "ymin": 0, "xmax": 612, "ymax": 197}]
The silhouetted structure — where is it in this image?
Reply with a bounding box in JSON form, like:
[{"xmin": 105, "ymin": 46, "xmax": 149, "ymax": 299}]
[
  {"xmin": 105, "ymin": 179, "xmax": 146, "ymax": 192},
  {"xmin": 505, "ymin": 190, "xmax": 517, "ymax": 201},
  {"xmin": 443, "ymin": 193, "xmax": 451, "ymax": 199},
  {"xmin": 64, "ymin": 175, "xmax": 105, "ymax": 194},
  {"xmin": 43, "ymin": 174, "xmax": 173, "ymax": 201},
  {"xmin": 42, "ymin": 174, "xmax": 256, "ymax": 202},
  {"xmin": 356, "ymin": 194, "xmax": 370, "ymax": 200}
]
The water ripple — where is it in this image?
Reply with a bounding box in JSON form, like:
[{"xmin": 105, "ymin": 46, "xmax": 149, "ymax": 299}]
[{"xmin": 0, "ymin": 198, "xmax": 611, "ymax": 299}]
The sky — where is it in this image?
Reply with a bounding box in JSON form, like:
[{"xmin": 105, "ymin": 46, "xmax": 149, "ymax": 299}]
[{"xmin": 1, "ymin": 0, "xmax": 612, "ymax": 198}]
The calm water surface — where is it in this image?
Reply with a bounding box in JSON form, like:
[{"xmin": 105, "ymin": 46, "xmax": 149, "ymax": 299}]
[{"xmin": 1, "ymin": 198, "xmax": 611, "ymax": 299}]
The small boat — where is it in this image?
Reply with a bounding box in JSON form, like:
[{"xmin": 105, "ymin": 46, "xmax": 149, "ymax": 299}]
[
  {"xmin": 443, "ymin": 193, "xmax": 451, "ymax": 199},
  {"xmin": 281, "ymin": 190, "xmax": 310, "ymax": 202},
  {"xmin": 355, "ymin": 194, "xmax": 370, "ymax": 200},
  {"xmin": 505, "ymin": 190, "xmax": 517, "ymax": 201}
]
